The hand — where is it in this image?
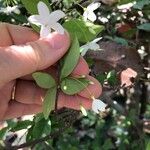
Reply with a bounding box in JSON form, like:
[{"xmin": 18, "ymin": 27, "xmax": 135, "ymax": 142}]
[{"xmin": 0, "ymin": 23, "xmax": 102, "ymax": 120}]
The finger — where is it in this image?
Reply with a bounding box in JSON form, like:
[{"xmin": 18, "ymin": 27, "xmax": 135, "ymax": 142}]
[
  {"xmin": 71, "ymin": 56, "xmax": 89, "ymax": 76},
  {"xmin": 0, "ymin": 81, "xmax": 16, "ymax": 119},
  {"xmin": 2, "ymin": 101, "xmax": 42, "ymax": 120},
  {"xmin": 21, "ymin": 57, "xmax": 90, "ymax": 80},
  {"xmin": 78, "ymin": 75, "xmax": 102, "ymax": 99},
  {"xmin": 0, "ymin": 23, "xmax": 39, "ymax": 46},
  {"xmin": 0, "ymin": 31, "xmax": 70, "ymax": 86},
  {"xmin": 57, "ymin": 92, "xmax": 92, "ymax": 110},
  {"xmin": 14, "ymin": 76, "xmax": 101, "ymax": 105},
  {"xmin": 6, "ymin": 23, "xmax": 39, "ymax": 45},
  {"xmin": 2, "ymin": 94, "xmax": 92, "ymax": 120}
]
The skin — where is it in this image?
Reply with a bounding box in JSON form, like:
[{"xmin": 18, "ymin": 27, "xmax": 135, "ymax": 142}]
[{"xmin": 0, "ymin": 23, "xmax": 102, "ymax": 121}]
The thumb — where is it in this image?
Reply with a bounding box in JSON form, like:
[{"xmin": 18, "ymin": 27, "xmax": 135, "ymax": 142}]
[{"xmin": 0, "ymin": 32, "xmax": 70, "ymax": 85}]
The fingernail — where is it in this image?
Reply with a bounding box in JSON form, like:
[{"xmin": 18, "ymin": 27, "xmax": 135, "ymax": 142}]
[{"xmin": 45, "ymin": 32, "xmax": 70, "ymax": 50}]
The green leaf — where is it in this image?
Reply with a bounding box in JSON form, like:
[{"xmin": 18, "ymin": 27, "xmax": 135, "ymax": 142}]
[
  {"xmin": 61, "ymin": 77, "xmax": 89, "ymax": 95},
  {"xmin": 114, "ymin": 37, "xmax": 128, "ymax": 46},
  {"xmin": 105, "ymin": 36, "xmax": 128, "ymax": 46},
  {"xmin": 137, "ymin": 23, "xmax": 150, "ymax": 32},
  {"xmin": 26, "ymin": 126, "xmax": 34, "ymax": 141},
  {"xmin": 102, "ymin": 139, "xmax": 114, "ymax": 149},
  {"xmin": 146, "ymin": 140, "xmax": 150, "ymax": 150},
  {"xmin": 63, "ymin": 19, "xmax": 104, "ymax": 43},
  {"xmin": 0, "ymin": 127, "xmax": 8, "ymax": 139},
  {"xmin": 60, "ymin": 35, "xmax": 80, "ymax": 79},
  {"xmin": 107, "ymin": 70, "xmax": 117, "ymax": 86},
  {"xmin": 96, "ymin": 74, "xmax": 107, "ymax": 85},
  {"xmin": 21, "ymin": 0, "xmax": 51, "ymax": 15},
  {"xmin": 32, "ymin": 118, "xmax": 51, "ymax": 138},
  {"xmin": 34, "ymin": 113, "xmax": 44, "ymax": 123},
  {"xmin": 43, "ymin": 87, "xmax": 57, "ymax": 119},
  {"xmin": 10, "ymin": 120, "xmax": 33, "ymax": 132},
  {"xmin": 133, "ymin": 0, "xmax": 150, "ymax": 10},
  {"xmin": 33, "ymin": 72, "xmax": 56, "ymax": 89}
]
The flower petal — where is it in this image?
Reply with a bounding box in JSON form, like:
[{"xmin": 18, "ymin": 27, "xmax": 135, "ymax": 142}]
[
  {"xmin": 92, "ymin": 99, "xmax": 99, "ymax": 113},
  {"xmin": 37, "ymin": 1, "xmax": 50, "ymax": 17},
  {"xmin": 83, "ymin": 11, "xmax": 88, "ymax": 21},
  {"xmin": 40, "ymin": 26, "xmax": 51, "ymax": 38},
  {"xmin": 88, "ymin": 12, "xmax": 97, "ymax": 22},
  {"xmin": 89, "ymin": 43, "xmax": 100, "ymax": 50},
  {"xmin": 51, "ymin": 23, "xmax": 65, "ymax": 34},
  {"xmin": 28, "ymin": 15, "xmax": 42, "ymax": 25},
  {"xmin": 81, "ymin": 48, "xmax": 88, "ymax": 56},
  {"xmin": 92, "ymin": 99, "xmax": 106, "ymax": 113},
  {"xmin": 87, "ymin": 2, "xmax": 101, "ymax": 11},
  {"xmin": 92, "ymin": 37, "xmax": 102, "ymax": 43},
  {"xmin": 48, "ymin": 10, "xmax": 65, "ymax": 23}
]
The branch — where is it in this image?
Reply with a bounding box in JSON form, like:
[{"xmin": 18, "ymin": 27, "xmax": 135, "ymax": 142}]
[
  {"xmin": 5, "ymin": 109, "xmax": 80, "ymax": 150},
  {"xmin": 7, "ymin": 124, "xmax": 68, "ymax": 150},
  {"xmin": 101, "ymin": 90, "xmax": 127, "ymax": 115}
]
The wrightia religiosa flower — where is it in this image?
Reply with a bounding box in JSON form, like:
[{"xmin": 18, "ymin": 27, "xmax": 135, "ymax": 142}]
[
  {"xmin": 83, "ymin": 2, "xmax": 101, "ymax": 22},
  {"xmin": 28, "ymin": 1, "xmax": 65, "ymax": 37}
]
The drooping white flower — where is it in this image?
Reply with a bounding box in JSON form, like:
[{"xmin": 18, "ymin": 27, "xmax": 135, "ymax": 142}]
[
  {"xmin": 83, "ymin": 2, "xmax": 101, "ymax": 22},
  {"xmin": 28, "ymin": 1, "xmax": 65, "ymax": 37},
  {"xmin": 80, "ymin": 37, "xmax": 102, "ymax": 56},
  {"xmin": 92, "ymin": 98, "xmax": 107, "ymax": 114}
]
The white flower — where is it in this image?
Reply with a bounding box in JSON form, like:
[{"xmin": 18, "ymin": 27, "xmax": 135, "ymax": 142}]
[
  {"xmin": 117, "ymin": 2, "xmax": 135, "ymax": 10},
  {"xmin": 0, "ymin": 6, "xmax": 20, "ymax": 15},
  {"xmin": 80, "ymin": 37, "xmax": 102, "ymax": 56},
  {"xmin": 83, "ymin": 2, "xmax": 101, "ymax": 22},
  {"xmin": 92, "ymin": 98, "xmax": 107, "ymax": 114},
  {"xmin": 28, "ymin": 1, "xmax": 65, "ymax": 37},
  {"xmin": 98, "ymin": 16, "xmax": 108, "ymax": 23}
]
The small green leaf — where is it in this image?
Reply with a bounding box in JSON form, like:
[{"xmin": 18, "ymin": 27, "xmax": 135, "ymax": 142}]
[
  {"xmin": 96, "ymin": 74, "xmax": 107, "ymax": 85},
  {"xmin": 21, "ymin": 0, "xmax": 51, "ymax": 15},
  {"xmin": 63, "ymin": 19, "xmax": 104, "ymax": 43},
  {"xmin": 61, "ymin": 77, "xmax": 89, "ymax": 95},
  {"xmin": 105, "ymin": 36, "xmax": 128, "ymax": 46},
  {"xmin": 33, "ymin": 72, "xmax": 56, "ymax": 89},
  {"xmin": 114, "ymin": 37, "xmax": 128, "ymax": 46},
  {"xmin": 137, "ymin": 23, "xmax": 150, "ymax": 32},
  {"xmin": 43, "ymin": 87, "xmax": 57, "ymax": 119},
  {"xmin": 26, "ymin": 126, "xmax": 34, "ymax": 142},
  {"xmin": 107, "ymin": 70, "xmax": 117, "ymax": 86},
  {"xmin": 10, "ymin": 120, "xmax": 33, "ymax": 132},
  {"xmin": 32, "ymin": 118, "xmax": 51, "ymax": 138},
  {"xmin": 0, "ymin": 127, "xmax": 8, "ymax": 139},
  {"xmin": 60, "ymin": 35, "xmax": 80, "ymax": 79}
]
